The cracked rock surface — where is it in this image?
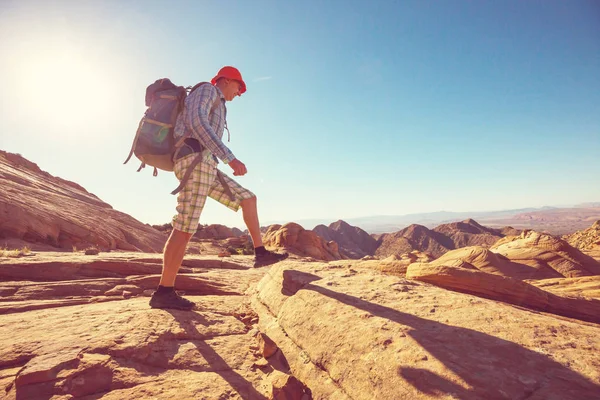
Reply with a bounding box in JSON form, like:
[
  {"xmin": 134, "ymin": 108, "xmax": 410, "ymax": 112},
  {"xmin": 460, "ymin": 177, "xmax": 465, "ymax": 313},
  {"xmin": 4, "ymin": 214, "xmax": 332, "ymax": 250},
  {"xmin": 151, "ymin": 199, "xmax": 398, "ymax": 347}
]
[
  {"xmin": 253, "ymin": 262, "xmax": 600, "ymax": 400},
  {"xmin": 2, "ymin": 251, "xmax": 600, "ymax": 399},
  {"xmin": 0, "ymin": 252, "xmax": 309, "ymax": 400}
]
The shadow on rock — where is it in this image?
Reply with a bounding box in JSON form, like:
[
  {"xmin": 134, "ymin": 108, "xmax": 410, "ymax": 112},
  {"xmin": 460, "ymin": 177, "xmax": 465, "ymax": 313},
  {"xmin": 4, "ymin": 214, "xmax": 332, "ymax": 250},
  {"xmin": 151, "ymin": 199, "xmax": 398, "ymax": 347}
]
[
  {"xmin": 165, "ymin": 310, "xmax": 268, "ymax": 400},
  {"xmin": 281, "ymin": 270, "xmax": 600, "ymax": 399}
]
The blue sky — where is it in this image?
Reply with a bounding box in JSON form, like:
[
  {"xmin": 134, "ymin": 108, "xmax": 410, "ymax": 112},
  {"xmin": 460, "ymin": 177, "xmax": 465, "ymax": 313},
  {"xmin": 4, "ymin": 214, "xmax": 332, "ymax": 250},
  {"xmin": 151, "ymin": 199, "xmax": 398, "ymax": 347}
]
[{"xmin": 1, "ymin": 0, "xmax": 599, "ymax": 230}]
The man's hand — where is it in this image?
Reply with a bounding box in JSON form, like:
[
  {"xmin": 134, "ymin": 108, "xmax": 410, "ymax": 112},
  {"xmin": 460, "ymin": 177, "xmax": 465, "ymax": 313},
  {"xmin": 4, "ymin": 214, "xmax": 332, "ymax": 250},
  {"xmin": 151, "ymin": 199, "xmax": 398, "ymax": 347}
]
[{"xmin": 229, "ymin": 158, "xmax": 247, "ymax": 176}]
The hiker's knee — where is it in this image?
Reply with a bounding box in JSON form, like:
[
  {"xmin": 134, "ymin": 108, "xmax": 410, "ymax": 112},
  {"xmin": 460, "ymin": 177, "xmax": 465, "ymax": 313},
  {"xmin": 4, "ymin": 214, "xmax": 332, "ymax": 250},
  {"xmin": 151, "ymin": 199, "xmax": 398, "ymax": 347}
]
[
  {"xmin": 167, "ymin": 228, "xmax": 193, "ymax": 246},
  {"xmin": 240, "ymin": 195, "xmax": 257, "ymax": 209}
]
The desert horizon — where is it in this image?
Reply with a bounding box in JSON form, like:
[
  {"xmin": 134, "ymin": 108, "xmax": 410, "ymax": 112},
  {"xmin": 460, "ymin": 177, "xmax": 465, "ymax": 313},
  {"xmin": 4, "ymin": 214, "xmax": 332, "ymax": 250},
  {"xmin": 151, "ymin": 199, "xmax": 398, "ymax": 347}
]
[{"xmin": 2, "ymin": 1, "xmax": 599, "ymax": 398}]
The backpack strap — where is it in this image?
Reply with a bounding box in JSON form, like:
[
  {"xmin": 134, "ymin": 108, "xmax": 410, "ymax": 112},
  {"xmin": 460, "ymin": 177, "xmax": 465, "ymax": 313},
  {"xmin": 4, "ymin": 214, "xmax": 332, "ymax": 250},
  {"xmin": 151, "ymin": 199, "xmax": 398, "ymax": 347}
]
[
  {"xmin": 216, "ymin": 170, "xmax": 235, "ymax": 201},
  {"xmin": 171, "ymin": 84, "xmax": 234, "ymax": 200},
  {"xmin": 124, "ymin": 118, "xmax": 145, "ymax": 165}
]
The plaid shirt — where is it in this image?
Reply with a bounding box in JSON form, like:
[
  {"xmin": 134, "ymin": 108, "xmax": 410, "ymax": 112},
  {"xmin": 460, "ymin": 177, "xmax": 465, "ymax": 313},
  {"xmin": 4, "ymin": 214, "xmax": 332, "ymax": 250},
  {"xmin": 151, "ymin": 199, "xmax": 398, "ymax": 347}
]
[{"xmin": 174, "ymin": 83, "xmax": 235, "ymax": 164}]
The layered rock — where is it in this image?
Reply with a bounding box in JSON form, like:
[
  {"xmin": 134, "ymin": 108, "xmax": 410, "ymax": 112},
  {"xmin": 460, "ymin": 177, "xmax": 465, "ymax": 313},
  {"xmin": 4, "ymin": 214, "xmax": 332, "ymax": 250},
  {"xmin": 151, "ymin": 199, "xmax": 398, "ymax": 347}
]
[
  {"xmin": 563, "ymin": 220, "xmax": 600, "ymax": 251},
  {"xmin": 425, "ymin": 246, "xmax": 562, "ymax": 280},
  {"xmin": 254, "ymin": 262, "xmax": 600, "ymax": 399},
  {"xmin": 0, "ymin": 150, "xmax": 165, "ymax": 252},
  {"xmin": 0, "ymin": 252, "xmax": 314, "ymax": 399},
  {"xmin": 529, "ymin": 276, "xmax": 600, "ymax": 300},
  {"xmin": 490, "ymin": 230, "xmax": 600, "ymax": 277},
  {"xmin": 262, "ymin": 223, "xmax": 342, "ymax": 261},
  {"xmin": 312, "ymin": 220, "xmax": 377, "ymax": 259},
  {"xmin": 406, "ymin": 263, "xmax": 600, "ymax": 324}
]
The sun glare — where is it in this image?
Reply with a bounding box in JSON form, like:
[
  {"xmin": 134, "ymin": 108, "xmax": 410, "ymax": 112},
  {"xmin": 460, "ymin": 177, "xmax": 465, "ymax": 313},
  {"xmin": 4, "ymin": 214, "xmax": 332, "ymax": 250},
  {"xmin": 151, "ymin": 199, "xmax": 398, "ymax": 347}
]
[{"xmin": 16, "ymin": 46, "xmax": 117, "ymax": 131}]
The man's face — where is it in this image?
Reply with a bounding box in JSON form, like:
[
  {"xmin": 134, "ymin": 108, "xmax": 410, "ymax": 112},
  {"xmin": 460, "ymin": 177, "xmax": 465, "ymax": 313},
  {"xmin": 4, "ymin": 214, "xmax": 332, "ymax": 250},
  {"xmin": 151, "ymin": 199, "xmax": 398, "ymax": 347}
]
[{"xmin": 224, "ymin": 79, "xmax": 242, "ymax": 101}]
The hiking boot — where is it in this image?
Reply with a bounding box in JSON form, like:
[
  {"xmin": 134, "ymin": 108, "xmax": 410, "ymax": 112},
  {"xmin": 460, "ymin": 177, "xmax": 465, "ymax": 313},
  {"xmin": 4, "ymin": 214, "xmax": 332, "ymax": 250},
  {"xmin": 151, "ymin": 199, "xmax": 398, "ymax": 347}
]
[
  {"xmin": 254, "ymin": 250, "xmax": 289, "ymax": 268},
  {"xmin": 149, "ymin": 290, "xmax": 195, "ymax": 311}
]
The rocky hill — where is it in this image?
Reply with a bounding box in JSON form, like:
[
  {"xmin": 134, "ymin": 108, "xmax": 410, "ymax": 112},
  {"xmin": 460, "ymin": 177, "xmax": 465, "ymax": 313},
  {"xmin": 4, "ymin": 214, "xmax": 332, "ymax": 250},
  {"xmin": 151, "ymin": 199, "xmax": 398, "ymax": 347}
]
[
  {"xmin": 0, "ymin": 150, "xmax": 166, "ymax": 252},
  {"xmin": 263, "ymin": 223, "xmax": 343, "ymax": 261},
  {"xmin": 312, "ymin": 220, "xmax": 377, "ymax": 259},
  {"xmin": 374, "ymin": 219, "xmax": 511, "ymax": 259},
  {"xmin": 563, "ymin": 220, "xmax": 600, "ymax": 251}
]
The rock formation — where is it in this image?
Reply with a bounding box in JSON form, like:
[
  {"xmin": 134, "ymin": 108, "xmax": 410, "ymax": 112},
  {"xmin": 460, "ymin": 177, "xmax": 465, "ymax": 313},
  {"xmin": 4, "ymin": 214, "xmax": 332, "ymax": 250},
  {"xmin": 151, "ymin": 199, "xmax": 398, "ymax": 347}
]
[
  {"xmin": 262, "ymin": 223, "xmax": 342, "ymax": 261},
  {"xmin": 563, "ymin": 220, "xmax": 600, "ymax": 251},
  {"xmin": 312, "ymin": 220, "xmax": 377, "ymax": 259},
  {"xmin": 375, "ymin": 224, "xmax": 453, "ymax": 259},
  {"xmin": 374, "ymin": 219, "xmax": 511, "ymax": 260},
  {"xmin": 406, "ymin": 263, "xmax": 600, "ymax": 324},
  {"xmin": 432, "ymin": 218, "xmax": 505, "ymax": 248},
  {"xmin": 194, "ymin": 224, "xmax": 243, "ymax": 240},
  {"xmin": 0, "ymin": 150, "xmax": 166, "ymax": 252},
  {"xmin": 254, "ymin": 262, "xmax": 600, "ymax": 399},
  {"xmin": 490, "ymin": 230, "xmax": 600, "ymax": 277}
]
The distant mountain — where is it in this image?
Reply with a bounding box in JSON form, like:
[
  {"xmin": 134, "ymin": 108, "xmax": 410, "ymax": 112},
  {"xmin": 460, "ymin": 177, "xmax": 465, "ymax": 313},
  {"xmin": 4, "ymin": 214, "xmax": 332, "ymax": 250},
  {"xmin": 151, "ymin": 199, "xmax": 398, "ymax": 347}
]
[
  {"xmin": 375, "ymin": 219, "xmax": 511, "ymax": 259},
  {"xmin": 433, "ymin": 219, "xmax": 506, "ymax": 249},
  {"xmin": 376, "ymin": 224, "xmax": 453, "ymax": 259},
  {"xmin": 312, "ymin": 220, "xmax": 378, "ymax": 259},
  {"xmin": 575, "ymin": 202, "xmax": 600, "ymax": 208},
  {"xmin": 282, "ymin": 204, "xmax": 600, "ymax": 235}
]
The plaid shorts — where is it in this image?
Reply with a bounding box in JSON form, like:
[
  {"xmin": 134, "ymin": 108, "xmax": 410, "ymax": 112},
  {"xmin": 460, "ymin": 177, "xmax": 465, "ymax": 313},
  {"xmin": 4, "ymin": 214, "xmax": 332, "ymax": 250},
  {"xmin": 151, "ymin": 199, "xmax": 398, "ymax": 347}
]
[{"xmin": 172, "ymin": 153, "xmax": 255, "ymax": 234}]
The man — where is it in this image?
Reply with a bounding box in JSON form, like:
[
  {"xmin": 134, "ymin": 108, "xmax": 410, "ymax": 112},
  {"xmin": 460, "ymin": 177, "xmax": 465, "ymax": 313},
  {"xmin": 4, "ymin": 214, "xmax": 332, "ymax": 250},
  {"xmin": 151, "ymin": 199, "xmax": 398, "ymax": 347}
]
[{"xmin": 150, "ymin": 66, "xmax": 288, "ymax": 311}]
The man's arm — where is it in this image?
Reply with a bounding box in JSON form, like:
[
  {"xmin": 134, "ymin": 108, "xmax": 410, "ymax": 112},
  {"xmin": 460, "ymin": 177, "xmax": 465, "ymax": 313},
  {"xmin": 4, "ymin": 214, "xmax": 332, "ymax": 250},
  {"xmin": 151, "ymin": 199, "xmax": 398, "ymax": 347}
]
[{"xmin": 185, "ymin": 84, "xmax": 236, "ymax": 164}]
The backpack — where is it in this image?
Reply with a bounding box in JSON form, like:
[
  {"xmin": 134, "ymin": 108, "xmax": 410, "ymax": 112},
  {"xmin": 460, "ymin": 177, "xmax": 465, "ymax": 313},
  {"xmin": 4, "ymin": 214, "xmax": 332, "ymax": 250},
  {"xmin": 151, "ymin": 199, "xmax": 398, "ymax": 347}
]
[{"xmin": 124, "ymin": 78, "xmax": 230, "ymax": 196}]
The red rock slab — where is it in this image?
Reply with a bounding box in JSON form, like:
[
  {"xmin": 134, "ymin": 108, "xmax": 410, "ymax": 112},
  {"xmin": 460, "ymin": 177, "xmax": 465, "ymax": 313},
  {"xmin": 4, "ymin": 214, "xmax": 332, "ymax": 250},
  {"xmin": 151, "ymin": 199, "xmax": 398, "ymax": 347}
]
[
  {"xmin": 406, "ymin": 263, "xmax": 600, "ymax": 324},
  {"xmin": 0, "ymin": 296, "xmax": 272, "ymax": 399},
  {"xmin": 255, "ymin": 263, "xmax": 600, "ymax": 399},
  {"xmin": 529, "ymin": 275, "xmax": 600, "ymax": 300}
]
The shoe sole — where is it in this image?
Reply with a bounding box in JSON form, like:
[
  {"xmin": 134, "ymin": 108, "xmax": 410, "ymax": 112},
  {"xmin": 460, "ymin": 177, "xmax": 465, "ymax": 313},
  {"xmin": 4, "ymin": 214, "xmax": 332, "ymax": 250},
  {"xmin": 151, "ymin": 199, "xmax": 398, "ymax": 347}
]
[
  {"xmin": 253, "ymin": 256, "xmax": 289, "ymax": 268},
  {"xmin": 149, "ymin": 301, "xmax": 195, "ymax": 311}
]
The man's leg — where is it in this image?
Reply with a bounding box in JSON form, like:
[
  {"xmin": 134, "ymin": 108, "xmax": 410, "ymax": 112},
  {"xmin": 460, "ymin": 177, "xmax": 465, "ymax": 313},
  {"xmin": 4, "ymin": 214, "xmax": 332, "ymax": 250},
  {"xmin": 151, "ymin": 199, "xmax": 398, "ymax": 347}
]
[
  {"xmin": 150, "ymin": 228, "xmax": 196, "ymax": 310},
  {"xmin": 239, "ymin": 195, "xmax": 288, "ymax": 267},
  {"xmin": 160, "ymin": 228, "xmax": 193, "ymax": 287},
  {"xmin": 150, "ymin": 156, "xmax": 216, "ymax": 310},
  {"xmin": 240, "ymin": 196, "xmax": 263, "ymax": 247}
]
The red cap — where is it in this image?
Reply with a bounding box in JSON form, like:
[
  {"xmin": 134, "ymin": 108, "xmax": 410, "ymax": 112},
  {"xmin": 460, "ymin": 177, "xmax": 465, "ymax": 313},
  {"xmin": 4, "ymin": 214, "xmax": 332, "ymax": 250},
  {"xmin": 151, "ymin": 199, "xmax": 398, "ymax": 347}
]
[{"xmin": 211, "ymin": 66, "xmax": 247, "ymax": 94}]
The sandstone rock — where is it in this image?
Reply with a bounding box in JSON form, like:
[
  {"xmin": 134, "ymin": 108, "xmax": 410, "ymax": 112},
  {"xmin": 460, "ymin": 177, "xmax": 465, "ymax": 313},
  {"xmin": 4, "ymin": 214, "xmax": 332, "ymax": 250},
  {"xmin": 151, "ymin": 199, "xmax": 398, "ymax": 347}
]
[
  {"xmin": 491, "ymin": 230, "xmax": 600, "ymax": 277},
  {"xmin": 528, "ymin": 275, "xmax": 600, "ymax": 300},
  {"xmin": 257, "ymin": 332, "xmax": 279, "ymax": 358},
  {"xmin": 406, "ymin": 263, "xmax": 600, "ymax": 324},
  {"xmin": 0, "ymin": 151, "xmax": 166, "ymax": 252},
  {"xmin": 0, "ymin": 254, "xmax": 276, "ymax": 399},
  {"xmin": 563, "ymin": 220, "xmax": 600, "ymax": 251},
  {"xmin": 269, "ymin": 372, "xmax": 310, "ymax": 400},
  {"xmin": 313, "ymin": 220, "xmax": 377, "ymax": 259},
  {"xmin": 426, "ymin": 245, "xmax": 563, "ymax": 280},
  {"xmin": 263, "ymin": 223, "xmax": 342, "ymax": 261},
  {"xmin": 255, "ymin": 263, "xmax": 600, "ymax": 399}
]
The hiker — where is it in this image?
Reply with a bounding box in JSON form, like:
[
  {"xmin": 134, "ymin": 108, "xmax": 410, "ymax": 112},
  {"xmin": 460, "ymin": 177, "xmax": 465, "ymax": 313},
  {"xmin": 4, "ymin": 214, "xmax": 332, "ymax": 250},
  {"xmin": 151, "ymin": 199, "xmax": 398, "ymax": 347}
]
[{"xmin": 150, "ymin": 66, "xmax": 288, "ymax": 311}]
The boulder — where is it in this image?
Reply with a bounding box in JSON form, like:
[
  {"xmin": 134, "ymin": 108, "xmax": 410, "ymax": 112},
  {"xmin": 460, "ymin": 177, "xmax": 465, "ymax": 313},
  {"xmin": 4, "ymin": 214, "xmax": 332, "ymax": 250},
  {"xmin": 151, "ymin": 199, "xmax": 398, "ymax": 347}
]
[{"xmin": 263, "ymin": 223, "xmax": 342, "ymax": 261}]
